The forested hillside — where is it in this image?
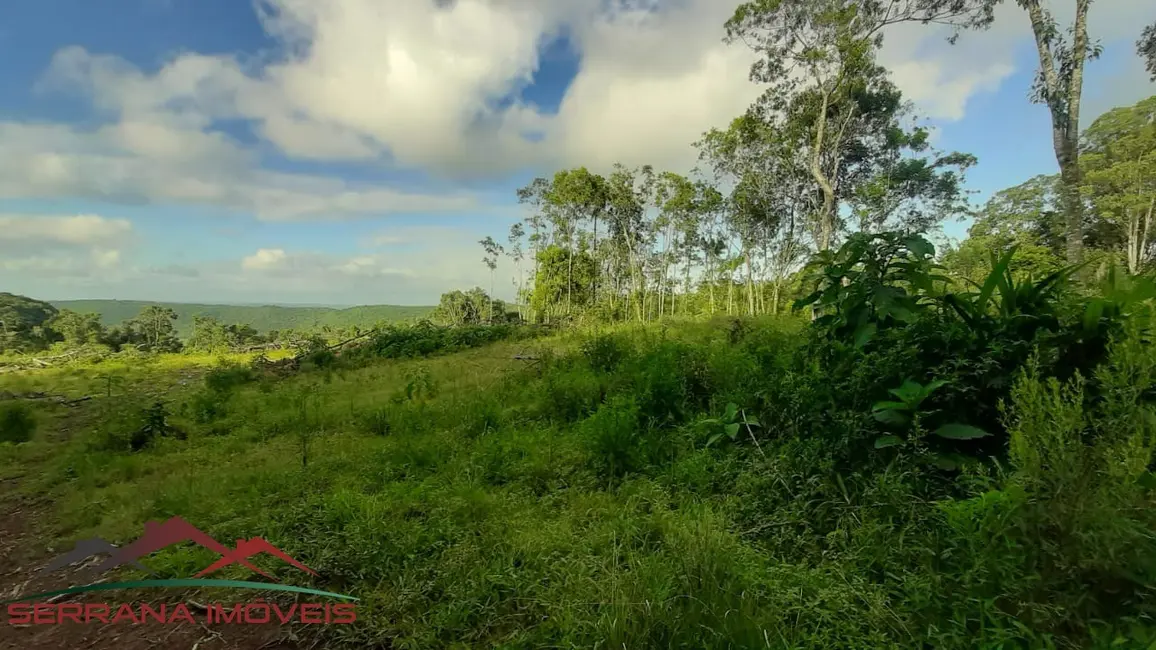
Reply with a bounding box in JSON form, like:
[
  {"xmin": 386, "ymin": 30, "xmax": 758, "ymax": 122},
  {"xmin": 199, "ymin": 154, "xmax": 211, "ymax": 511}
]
[{"xmin": 50, "ymin": 300, "xmax": 433, "ymax": 336}]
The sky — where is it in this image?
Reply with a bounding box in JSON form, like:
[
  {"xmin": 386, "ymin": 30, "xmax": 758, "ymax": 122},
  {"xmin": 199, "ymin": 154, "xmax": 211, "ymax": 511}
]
[{"xmin": 0, "ymin": 0, "xmax": 1152, "ymax": 307}]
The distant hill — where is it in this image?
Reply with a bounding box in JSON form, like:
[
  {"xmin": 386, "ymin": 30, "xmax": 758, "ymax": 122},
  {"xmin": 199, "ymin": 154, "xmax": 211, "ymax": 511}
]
[{"xmin": 49, "ymin": 300, "xmax": 435, "ymax": 337}]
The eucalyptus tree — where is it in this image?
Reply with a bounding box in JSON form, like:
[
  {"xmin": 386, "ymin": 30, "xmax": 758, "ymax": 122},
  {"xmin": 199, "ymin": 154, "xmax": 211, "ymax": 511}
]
[
  {"xmin": 545, "ymin": 168, "xmax": 609, "ymax": 315},
  {"xmin": 516, "ymin": 177, "xmax": 553, "ymax": 321},
  {"xmin": 507, "ymin": 223, "xmax": 527, "ymax": 320},
  {"xmin": 479, "ymin": 236, "xmax": 505, "ymax": 323},
  {"xmin": 604, "ymin": 164, "xmax": 655, "ymax": 321},
  {"xmin": 724, "ymin": 0, "xmax": 988, "ymax": 252}
]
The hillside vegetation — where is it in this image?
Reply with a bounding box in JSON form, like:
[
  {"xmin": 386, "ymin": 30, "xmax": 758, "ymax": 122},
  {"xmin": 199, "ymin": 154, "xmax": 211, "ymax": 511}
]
[
  {"xmin": 50, "ymin": 300, "xmax": 434, "ymax": 337},
  {"xmin": 2, "ymin": 235, "xmax": 1155, "ymax": 648}
]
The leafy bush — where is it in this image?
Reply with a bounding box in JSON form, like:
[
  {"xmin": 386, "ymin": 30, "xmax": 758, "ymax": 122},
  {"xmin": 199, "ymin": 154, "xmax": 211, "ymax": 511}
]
[
  {"xmin": 579, "ymin": 333, "xmax": 631, "ymax": 373},
  {"xmin": 203, "ymin": 360, "xmax": 256, "ymax": 394},
  {"xmin": 583, "ymin": 397, "xmax": 642, "ymax": 480},
  {"xmin": 793, "ymin": 232, "xmax": 1149, "ymax": 463},
  {"xmin": 0, "ymin": 401, "xmax": 36, "ymax": 444},
  {"xmin": 344, "ymin": 321, "xmax": 542, "ymax": 364}
]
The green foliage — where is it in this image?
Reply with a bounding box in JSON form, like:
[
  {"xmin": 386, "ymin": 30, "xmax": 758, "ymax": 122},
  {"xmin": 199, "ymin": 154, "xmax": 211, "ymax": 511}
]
[
  {"xmin": 700, "ymin": 401, "xmax": 760, "ymax": 448},
  {"xmin": 203, "ymin": 360, "xmax": 256, "ymax": 394},
  {"xmin": 50, "ymin": 300, "xmax": 434, "ymax": 338},
  {"xmin": 578, "ymin": 332, "xmax": 631, "ymax": 372},
  {"xmin": 795, "ymin": 231, "xmax": 947, "ymax": 347},
  {"xmin": 0, "ymin": 401, "xmax": 36, "ymax": 444},
  {"xmin": 344, "ymin": 321, "xmax": 537, "ymax": 363},
  {"xmin": 431, "ymin": 288, "xmax": 514, "ymax": 326},
  {"xmin": 0, "ymin": 292, "xmax": 58, "ymax": 352}
]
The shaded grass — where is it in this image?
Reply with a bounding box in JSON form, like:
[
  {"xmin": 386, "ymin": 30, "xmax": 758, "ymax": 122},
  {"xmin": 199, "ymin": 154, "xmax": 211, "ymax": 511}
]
[{"xmin": 1, "ymin": 317, "xmax": 1153, "ymax": 649}]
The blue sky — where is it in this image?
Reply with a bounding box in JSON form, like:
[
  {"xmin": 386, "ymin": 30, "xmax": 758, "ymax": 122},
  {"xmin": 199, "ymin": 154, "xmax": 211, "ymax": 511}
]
[{"xmin": 0, "ymin": 0, "xmax": 1152, "ymax": 306}]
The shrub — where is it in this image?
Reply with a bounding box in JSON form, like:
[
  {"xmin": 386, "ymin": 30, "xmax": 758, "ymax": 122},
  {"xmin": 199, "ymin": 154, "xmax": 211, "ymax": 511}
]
[
  {"xmin": 203, "ymin": 360, "xmax": 255, "ymax": 394},
  {"xmin": 0, "ymin": 401, "xmax": 36, "ymax": 444},
  {"xmin": 579, "ymin": 333, "xmax": 631, "ymax": 373},
  {"xmin": 583, "ymin": 397, "xmax": 642, "ymax": 480}
]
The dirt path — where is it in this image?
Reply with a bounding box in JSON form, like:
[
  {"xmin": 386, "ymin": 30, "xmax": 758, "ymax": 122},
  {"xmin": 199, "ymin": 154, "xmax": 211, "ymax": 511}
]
[{"xmin": 0, "ymin": 465, "xmax": 311, "ymax": 649}]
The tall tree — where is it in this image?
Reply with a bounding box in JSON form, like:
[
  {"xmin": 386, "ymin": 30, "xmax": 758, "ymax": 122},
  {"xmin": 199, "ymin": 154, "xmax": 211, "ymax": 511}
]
[
  {"xmin": 516, "ymin": 177, "xmax": 553, "ymax": 323},
  {"xmin": 546, "ymin": 168, "xmax": 608, "ymax": 315},
  {"xmin": 1081, "ymin": 96, "xmax": 1156, "ymax": 274},
  {"xmin": 724, "ymin": 0, "xmax": 986, "ymax": 251},
  {"xmin": 479, "ymin": 236, "xmax": 505, "ymax": 324},
  {"xmin": 507, "ymin": 223, "xmax": 527, "ymax": 322},
  {"xmin": 131, "ymin": 306, "xmax": 179, "ymax": 352},
  {"xmin": 933, "ymin": 0, "xmax": 1102, "ymax": 264}
]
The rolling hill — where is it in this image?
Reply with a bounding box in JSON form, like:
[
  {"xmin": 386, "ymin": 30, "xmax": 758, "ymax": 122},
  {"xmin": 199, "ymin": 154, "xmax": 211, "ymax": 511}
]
[{"xmin": 49, "ymin": 300, "xmax": 435, "ymax": 336}]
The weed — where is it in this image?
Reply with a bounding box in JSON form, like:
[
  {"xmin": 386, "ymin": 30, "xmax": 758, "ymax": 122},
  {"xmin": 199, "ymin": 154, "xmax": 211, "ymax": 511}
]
[{"xmin": 0, "ymin": 401, "xmax": 36, "ymax": 444}]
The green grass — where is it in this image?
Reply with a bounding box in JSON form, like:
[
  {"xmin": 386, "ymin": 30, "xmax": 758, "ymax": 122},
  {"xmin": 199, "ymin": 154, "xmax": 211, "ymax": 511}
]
[{"xmin": 1, "ymin": 316, "xmax": 1153, "ymax": 649}]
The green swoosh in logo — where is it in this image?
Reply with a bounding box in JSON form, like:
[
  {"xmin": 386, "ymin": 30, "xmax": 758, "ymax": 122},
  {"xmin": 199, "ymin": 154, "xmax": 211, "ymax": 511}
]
[{"xmin": 2, "ymin": 579, "xmax": 359, "ymax": 604}]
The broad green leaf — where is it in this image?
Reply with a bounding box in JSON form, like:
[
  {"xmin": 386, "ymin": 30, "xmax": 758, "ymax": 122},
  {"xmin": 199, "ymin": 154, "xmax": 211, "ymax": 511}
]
[
  {"xmin": 933, "ymin": 423, "xmax": 991, "ymax": 440},
  {"xmin": 853, "ymin": 322, "xmax": 877, "ymax": 348},
  {"xmin": 904, "ymin": 235, "xmax": 934, "ymax": 259},
  {"xmin": 725, "ymin": 422, "xmax": 741, "ymax": 439},
  {"xmin": 874, "ymin": 435, "xmax": 902, "ymax": 449},
  {"xmin": 931, "ymin": 454, "xmax": 960, "ymax": 471},
  {"xmin": 872, "ymin": 409, "xmax": 909, "ymax": 426},
  {"xmin": 1138, "ymin": 472, "xmax": 1156, "ymax": 490},
  {"xmin": 872, "ymin": 400, "xmax": 909, "ymax": 412},
  {"xmin": 888, "ymin": 380, "xmax": 923, "ymax": 403},
  {"xmin": 1083, "ymin": 299, "xmax": 1105, "ymax": 333},
  {"xmin": 922, "ymin": 379, "xmax": 949, "ymax": 398},
  {"xmin": 743, "ymin": 416, "xmax": 761, "ymax": 427},
  {"xmin": 978, "ymin": 248, "xmax": 1015, "ymax": 310},
  {"xmin": 723, "ymin": 403, "xmax": 738, "ymax": 421}
]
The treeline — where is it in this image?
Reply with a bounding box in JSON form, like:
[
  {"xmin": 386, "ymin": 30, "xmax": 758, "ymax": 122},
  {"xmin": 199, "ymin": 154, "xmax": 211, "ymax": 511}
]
[
  {"xmin": 49, "ymin": 300, "xmax": 434, "ymax": 337},
  {"xmin": 465, "ymin": 1, "xmax": 1156, "ymax": 325},
  {"xmin": 0, "ymin": 294, "xmax": 407, "ymax": 356}
]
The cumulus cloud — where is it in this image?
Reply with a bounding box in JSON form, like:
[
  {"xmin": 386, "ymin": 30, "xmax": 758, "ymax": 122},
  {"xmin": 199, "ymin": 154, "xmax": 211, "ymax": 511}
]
[
  {"xmin": 0, "ymin": 214, "xmax": 132, "ymax": 247},
  {"xmin": 31, "ymin": 0, "xmax": 1151, "ymax": 183},
  {"xmin": 0, "ymin": 119, "xmax": 486, "ymax": 220},
  {"xmin": 241, "ymin": 248, "xmax": 289, "ymax": 270}
]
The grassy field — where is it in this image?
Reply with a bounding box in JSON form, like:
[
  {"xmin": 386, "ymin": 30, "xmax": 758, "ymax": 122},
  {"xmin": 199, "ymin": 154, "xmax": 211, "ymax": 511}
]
[{"xmin": 1, "ymin": 314, "xmax": 1154, "ymax": 649}]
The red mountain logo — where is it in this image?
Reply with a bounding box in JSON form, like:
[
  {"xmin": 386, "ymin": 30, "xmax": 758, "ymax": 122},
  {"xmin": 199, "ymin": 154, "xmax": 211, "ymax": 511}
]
[{"xmin": 43, "ymin": 516, "xmax": 315, "ymax": 583}]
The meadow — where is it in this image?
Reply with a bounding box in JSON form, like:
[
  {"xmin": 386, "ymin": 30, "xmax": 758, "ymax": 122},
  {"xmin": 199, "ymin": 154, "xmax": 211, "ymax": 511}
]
[{"xmin": 3, "ymin": 244, "xmax": 1156, "ymax": 649}]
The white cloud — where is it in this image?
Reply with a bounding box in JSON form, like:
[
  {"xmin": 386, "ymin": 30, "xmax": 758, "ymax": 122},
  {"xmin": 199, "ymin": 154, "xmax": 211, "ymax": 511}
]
[
  {"xmin": 0, "ymin": 120, "xmax": 484, "ymax": 220},
  {"xmin": 0, "ymin": 214, "xmax": 132, "ymax": 247},
  {"xmin": 242, "ymin": 248, "xmax": 289, "ymax": 270},
  {"xmin": 34, "ymin": 0, "xmax": 1151, "ymax": 182}
]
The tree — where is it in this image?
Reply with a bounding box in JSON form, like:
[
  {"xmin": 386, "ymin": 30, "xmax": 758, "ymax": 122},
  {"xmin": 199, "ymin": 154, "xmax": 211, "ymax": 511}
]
[
  {"xmin": 48, "ymin": 310, "xmax": 105, "ymax": 346},
  {"xmin": 530, "ymin": 245, "xmax": 597, "ymax": 323},
  {"xmin": 723, "ymin": 2, "xmax": 977, "ymax": 253},
  {"xmin": 131, "ymin": 306, "xmax": 180, "ymax": 352},
  {"xmin": 507, "ymin": 223, "xmax": 526, "ymax": 321},
  {"xmin": 479, "ymin": 236, "xmax": 505, "ymax": 324},
  {"xmin": 545, "ymin": 168, "xmax": 609, "ymax": 315},
  {"xmin": 935, "ymin": 0, "xmax": 1101, "ymax": 265},
  {"xmin": 1139, "ymin": 22, "xmax": 1156, "ymax": 81},
  {"xmin": 1081, "ymin": 96, "xmax": 1156, "ymax": 274},
  {"xmin": 0, "ymin": 293, "xmax": 58, "ymax": 352},
  {"xmin": 432, "ymin": 289, "xmax": 507, "ymax": 326},
  {"xmin": 941, "ymin": 175, "xmax": 1066, "ymax": 284}
]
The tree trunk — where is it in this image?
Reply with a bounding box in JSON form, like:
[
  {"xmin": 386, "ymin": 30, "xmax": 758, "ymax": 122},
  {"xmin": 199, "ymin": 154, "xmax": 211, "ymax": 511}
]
[
  {"xmin": 1024, "ymin": 0, "xmax": 1089, "ymax": 265},
  {"xmin": 810, "ymin": 84, "xmax": 837, "ymax": 251},
  {"xmin": 745, "ymin": 249, "xmax": 755, "ymax": 316}
]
